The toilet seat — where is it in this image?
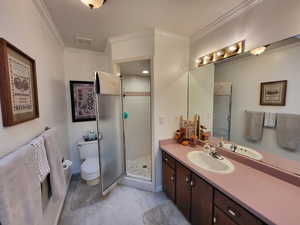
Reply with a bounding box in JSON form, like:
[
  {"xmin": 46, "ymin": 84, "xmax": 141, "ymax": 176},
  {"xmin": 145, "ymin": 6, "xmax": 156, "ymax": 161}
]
[{"xmin": 81, "ymin": 158, "xmax": 100, "ymax": 181}]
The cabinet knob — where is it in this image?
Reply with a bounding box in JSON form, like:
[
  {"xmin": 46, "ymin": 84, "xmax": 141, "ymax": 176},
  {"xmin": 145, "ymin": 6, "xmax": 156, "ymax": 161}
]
[
  {"xmin": 164, "ymin": 158, "xmax": 168, "ymax": 162},
  {"xmin": 227, "ymin": 208, "xmax": 238, "ymax": 217},
  {"xmin": 185, "ymin": 177, "xmax": 190, "ymax": 183},
  {"xmin": 190, "ymin": 180, "xmax": 195, "ymax": 187},
  {"xmin": 213, "ymin": 216, "xmax": 217, "ymax": 224},
  {"xmin": 171, "ymin": 176, "xmax": 175, "ymax": 182}
]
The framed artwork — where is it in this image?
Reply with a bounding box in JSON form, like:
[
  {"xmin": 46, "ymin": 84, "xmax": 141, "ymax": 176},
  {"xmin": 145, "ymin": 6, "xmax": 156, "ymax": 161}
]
[
  {"xmin": 70, "ymin": 81, "xmax": 96, "ymax": 122},
  {"xmin": 0, "ymin": 38, "xmax": 39, "ymax": 127},
  {"xmin": 260, "ymin": 80, "xmax": 287, "ymax": 106}
]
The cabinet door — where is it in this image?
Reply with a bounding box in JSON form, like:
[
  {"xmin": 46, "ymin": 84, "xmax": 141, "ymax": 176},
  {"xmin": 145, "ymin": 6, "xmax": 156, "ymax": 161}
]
[
  {"xmin": 175, "ymin": 162, "xmax": 191, "ymax": 220},
  {"xmin": 214, "ymin": 207, "xmax": 237, "ymax": 225},
  {"xmin": 162, "ymin": 161, "xmax": 175, "ymax": 202},
  {"xmin": 191, "ymin": 174, "xmax": 213, "ymax": 225}
]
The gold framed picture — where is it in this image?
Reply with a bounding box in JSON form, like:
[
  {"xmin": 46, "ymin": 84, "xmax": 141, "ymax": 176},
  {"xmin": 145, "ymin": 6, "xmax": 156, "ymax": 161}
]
[
  {"xmin": 0, "ymin": 38, "xmax": 39, "ymax": 127},
  {"xmin": 260, "ymin": 80, "xmax": 287, "ymax": 106}
]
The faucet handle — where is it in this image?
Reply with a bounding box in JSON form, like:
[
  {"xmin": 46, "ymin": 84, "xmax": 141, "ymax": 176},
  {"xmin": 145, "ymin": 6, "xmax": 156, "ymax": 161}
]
[{"xmin": 203, "ymin": 143, "xmax": 211, "ymax": 152}]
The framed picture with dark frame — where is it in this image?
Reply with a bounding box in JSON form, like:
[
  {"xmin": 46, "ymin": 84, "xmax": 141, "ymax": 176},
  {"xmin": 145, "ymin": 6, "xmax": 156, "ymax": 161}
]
[
  {"xmin": 70, "ymin": 81, "xmax": 96, "ymax": 122},
  {"xmin": 0, "ymin": 38, "xmax": 39, "ymax": 127},
  {"xmin": 260, "ymin": 80, "xmax": 287, "ymax": 106}
]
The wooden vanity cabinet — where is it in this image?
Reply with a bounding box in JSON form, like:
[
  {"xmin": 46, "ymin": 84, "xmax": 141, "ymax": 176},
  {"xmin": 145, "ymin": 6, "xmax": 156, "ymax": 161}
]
[
  {"xmin": 161, "ymin": 150, "xmax": 266, "ymax": 225},
  {"xmin": 191, "ymin": 174, "xmax": 214, "ymax": 225},
  {"xmin": 175, "ymin": 162, "xmax": 192, "ymax": 220},
  {"xmin": 175, "ymin": 161, "xmax": 214, "ymax": 224},
  {"xmin": 162, "ymin": 152, "xmax": 176, "ymax": 202}
]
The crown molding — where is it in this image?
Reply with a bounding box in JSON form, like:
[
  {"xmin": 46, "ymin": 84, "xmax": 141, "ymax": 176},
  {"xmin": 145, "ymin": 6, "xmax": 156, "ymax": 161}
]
[
  {"xmin": 108, "ymin": 30, "xmax": 154, "ymax": 44},
  {"xmin": 191, "ymin": 0, "xmax": 264, "ymax": 43},
  {"xmin": 64, "ymin": 47, "xmax": 107, "ymax": 56},
  {"xmin": 33, "ymin": 0, "xmax": 64, "ymax": 47},
  {"xmin": 154, "ymin": 28, "xmax": 190, "ymax": 42}
]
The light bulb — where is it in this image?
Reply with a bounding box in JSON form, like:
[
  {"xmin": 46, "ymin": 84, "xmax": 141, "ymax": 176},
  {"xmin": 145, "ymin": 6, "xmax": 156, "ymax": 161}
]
[
  {"xmin": 142, "ymin": 70, "xmax": 149, "ymax": 75},
  {"xmin": 81, "ymin": 0, "xmax": 105, "ymax": 9},
  {"xmin": 250, "ymin": 46, "xmax": 267, "ymax": 56},
  {"xmin": 216, "ymin": 51, "xmax": 224, "ymax": 57},
  {"xmin": 228, "ymin": 45, "xmax": 238, "ymax": 52}
]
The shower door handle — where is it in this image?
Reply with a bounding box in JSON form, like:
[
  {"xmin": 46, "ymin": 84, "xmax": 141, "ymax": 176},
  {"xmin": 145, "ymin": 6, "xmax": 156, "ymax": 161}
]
[{"xmin": 98, "ymin": 132, "xmax": 103, "ymax": 141}]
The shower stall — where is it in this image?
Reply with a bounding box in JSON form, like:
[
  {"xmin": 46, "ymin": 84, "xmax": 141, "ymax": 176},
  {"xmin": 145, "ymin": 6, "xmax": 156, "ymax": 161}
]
[
  {"xmin": 94, "ymin": 59, "xmax": 152, "ymax": 196},
  {"xmin": 120, "ymin": 60, "xmax": 152, "ymax": 181}
]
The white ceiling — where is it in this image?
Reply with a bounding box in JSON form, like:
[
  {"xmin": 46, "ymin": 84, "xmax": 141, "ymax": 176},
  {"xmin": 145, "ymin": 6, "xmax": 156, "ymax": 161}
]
[{"xmin": 44, "ymin": 0, "xmax": 246, "ymax": 51}]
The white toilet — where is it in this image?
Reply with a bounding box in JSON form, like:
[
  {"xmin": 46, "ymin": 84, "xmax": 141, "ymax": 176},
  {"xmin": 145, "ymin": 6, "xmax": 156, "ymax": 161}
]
[{"xmin": 77, "ymin": 140, "xmax": 100, "ymax": 186}]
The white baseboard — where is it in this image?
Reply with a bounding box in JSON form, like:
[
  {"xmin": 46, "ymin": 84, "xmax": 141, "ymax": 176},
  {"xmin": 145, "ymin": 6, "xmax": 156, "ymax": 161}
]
[{"xmin": 155, "ymin": 185, "xmax": 163, "ymax": 192}]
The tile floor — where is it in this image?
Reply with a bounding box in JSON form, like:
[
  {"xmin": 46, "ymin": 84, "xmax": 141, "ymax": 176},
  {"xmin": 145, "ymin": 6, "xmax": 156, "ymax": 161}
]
[{"xmin": 59, "ymin": 176, "xmax": 169, "ymax": 225}]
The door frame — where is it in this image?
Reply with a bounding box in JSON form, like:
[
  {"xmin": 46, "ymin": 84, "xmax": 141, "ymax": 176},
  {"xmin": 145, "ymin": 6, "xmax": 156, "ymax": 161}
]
[{"xmin": 112, "ymin": 55, "xmax": 156, "ymax": 191}]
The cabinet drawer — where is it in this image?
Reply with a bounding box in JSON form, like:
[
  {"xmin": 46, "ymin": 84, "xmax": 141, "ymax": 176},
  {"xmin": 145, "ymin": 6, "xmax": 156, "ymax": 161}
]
[
  {"xmin": 214, "ymin": 206, "xmax": 237, "ymax": 225},
  {"xmin": 162, "ymin": 151, "xmax": 175, "ymax": 169},
  {"xmin": 214, "ymin": 190, "xmax": 263, "ymax": 225}
]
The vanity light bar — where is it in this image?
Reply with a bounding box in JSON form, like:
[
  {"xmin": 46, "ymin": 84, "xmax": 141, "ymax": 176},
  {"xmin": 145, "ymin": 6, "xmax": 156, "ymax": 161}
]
[{"xmin": 196, "ymin": 40, "xmax": 245, "ymax": 67}]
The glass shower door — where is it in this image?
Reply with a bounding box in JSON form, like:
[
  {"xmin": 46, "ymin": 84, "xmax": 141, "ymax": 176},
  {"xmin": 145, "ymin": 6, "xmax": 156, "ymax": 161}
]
[
  {"xmin": 213, "ymin": 82, "xmax": 232, "ymax": 140},
  {"xmin": 95, "ymin": 72, "xmax": 125, "ymax": 196}
]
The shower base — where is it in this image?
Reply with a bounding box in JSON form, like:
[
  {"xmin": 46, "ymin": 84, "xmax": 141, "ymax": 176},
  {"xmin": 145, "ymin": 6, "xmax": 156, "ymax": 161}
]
[{"xmin": 127, "ymin": 155, "xmax": 151, "ymax": 181}]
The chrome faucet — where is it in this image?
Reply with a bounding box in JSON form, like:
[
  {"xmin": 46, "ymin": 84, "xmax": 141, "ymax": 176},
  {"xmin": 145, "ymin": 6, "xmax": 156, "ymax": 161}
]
[
  {"xmin": 230, "ymin": 144, "xmax": 238, "ymax": 152},
  {"xmin": 209, "ymin": 147, "xmax": 224, "ymax": 160}
]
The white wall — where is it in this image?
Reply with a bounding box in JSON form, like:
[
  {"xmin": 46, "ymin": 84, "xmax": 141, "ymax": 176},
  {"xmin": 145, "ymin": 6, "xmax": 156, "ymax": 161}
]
[
  {"xmin": 0, "ymin": 0, "xmax": 68, "ymax": 158},
  {"xmin": 123, "ymin": 75, "xmax": 151, "ymax": 92},
  {"xmin": 215, "ymin": 43, "xmax": 300, "ymax": 163},
  {"xmin": 189, "ymin": 64, "xmax": 215, "ymax": 132},
  {"xmin": 109, "ymin": 31, "xmax": 154, "ymax": 63},
  {"xmin": 153, "ymin": 30, "xmax": 190, "ymax": 190},
  {"xmin": 64, "ymin": 47, "xmax": 108, "ymax": 173},
  {"xmin": 154, "ymin": 31, "xmax": 190, "ymax": 139},
  {"xmin": 0, "ymin": 0, "xmax": 69, "ymax": 224},
  {"xmin": 190, "ymin": 0, "xmax": 300, "ymax": 69}
]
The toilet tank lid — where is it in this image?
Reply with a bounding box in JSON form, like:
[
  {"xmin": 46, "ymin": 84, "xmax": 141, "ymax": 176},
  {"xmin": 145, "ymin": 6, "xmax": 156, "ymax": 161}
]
[{"xmin": 78, "ymin": 140, "xmax": 98, "ymax": 147}]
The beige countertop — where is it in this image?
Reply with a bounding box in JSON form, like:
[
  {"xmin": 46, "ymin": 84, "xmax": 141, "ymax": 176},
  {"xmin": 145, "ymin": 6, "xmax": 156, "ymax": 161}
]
[{"xmin": 160, "ymin": 140, "xmax": 300, "ymax": 225}]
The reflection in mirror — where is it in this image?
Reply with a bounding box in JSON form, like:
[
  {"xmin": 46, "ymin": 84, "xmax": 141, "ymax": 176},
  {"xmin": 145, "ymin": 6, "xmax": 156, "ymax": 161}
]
[{"xmin": 189, "ymin": 35, "xmax": 300, "ymax": 175}]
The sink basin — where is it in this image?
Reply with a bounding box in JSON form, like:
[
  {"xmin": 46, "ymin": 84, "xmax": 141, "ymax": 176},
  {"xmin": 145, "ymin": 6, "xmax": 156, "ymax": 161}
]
[
  {"xmin": 187, "ymin": 151, "xmax": 234, "ymax": 174},
  {"xmin": 223, "ymin": 143, "xmax": 263, "ymax": 160}
]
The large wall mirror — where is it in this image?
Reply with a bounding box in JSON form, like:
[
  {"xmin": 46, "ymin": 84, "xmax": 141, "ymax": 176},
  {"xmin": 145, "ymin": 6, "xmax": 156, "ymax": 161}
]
[{"xmin": 188, "ymin": 35, "xmax": 300, "ymax": 175}]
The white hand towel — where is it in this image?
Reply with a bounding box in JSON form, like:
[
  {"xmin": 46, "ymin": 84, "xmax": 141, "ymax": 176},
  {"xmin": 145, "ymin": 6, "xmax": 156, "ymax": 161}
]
[
  {"xmin": 31, "ymin": 136, "xmax": 51, "ymax": 182},
  {"xmin": 42, "ymin": 128, "xmax": 67, "ymax": 201},
  {"xmin": 244, "ymin": 111, "xmax": 265, "ymax": 142},
  {"xmin": 276, "ymin": 113, "xmax": 300, "ymax": 151},
  {"xmin": 264, "ymin": 112, "xmax": 277, "ymax": 128},
  {"xmin": 0, "ymin": 145, "xmax": 43, "ymax": 225}
]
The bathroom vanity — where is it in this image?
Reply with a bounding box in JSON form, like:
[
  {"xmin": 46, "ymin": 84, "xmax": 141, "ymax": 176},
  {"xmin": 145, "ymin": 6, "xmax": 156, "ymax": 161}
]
[{"xmin": 160, "ymin": 140, "xmax": 300, "ymax": 225}]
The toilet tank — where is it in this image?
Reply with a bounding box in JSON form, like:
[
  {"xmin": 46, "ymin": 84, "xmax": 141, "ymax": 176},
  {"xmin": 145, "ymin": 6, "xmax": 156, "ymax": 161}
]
[{"xmin": 78, "ymin": 140, "xmax": 98, "ymax": 160}]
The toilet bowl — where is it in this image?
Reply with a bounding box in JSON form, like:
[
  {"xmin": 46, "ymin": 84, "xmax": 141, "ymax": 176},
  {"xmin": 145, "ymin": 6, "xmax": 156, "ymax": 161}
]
[
  {"xmin": 77, "ymin": 140, "xmax": 100, "ymax": 186},
  {"xmin": 81, "ymin": 157, "xmax": 100, "ymax": 186}
]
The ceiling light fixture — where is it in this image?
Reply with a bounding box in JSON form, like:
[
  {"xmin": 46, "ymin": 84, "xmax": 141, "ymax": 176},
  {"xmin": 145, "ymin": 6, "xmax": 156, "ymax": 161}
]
[
  {"xmin": 142, "ymin": 70, "xmax": 150, "ymax": 75},
  {"xmin": 196, "ymin": 40, "xmax": 245, "ymax": 67},
  {"xmin": 81, "ymin": 0, "xmax": 107, "ymax": 9},
  {"xmin": 250, "ymin": 46, "xmax": 268, "ymax": 56}
]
